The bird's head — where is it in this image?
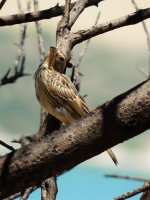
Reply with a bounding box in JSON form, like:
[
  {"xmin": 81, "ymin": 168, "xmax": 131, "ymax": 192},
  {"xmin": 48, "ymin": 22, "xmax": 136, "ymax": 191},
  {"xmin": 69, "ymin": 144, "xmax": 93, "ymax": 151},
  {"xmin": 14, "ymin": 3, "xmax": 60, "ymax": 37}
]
[{"xmin": 46, "ymin": 47, "xmax": 66, "ymax": 73}]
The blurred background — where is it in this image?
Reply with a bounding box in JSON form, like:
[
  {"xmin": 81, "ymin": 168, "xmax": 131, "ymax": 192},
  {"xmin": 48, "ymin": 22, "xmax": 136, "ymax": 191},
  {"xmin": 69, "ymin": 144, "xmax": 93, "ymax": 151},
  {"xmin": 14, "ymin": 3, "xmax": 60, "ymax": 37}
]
[{"xmin": 0, "ymin": 0, "xmax": 150, "ymax": 199}]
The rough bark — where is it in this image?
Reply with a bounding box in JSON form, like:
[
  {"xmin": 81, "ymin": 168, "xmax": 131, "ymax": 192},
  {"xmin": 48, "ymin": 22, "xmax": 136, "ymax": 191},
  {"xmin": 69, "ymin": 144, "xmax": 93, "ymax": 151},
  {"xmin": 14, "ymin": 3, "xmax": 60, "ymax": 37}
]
[
  {"xmin": 0, "ymin": 0, "xmax": 102, "ymax": 26},
  {"xmin": 0, "ymin": 79, "xmax": 150, "ymax": 199}
]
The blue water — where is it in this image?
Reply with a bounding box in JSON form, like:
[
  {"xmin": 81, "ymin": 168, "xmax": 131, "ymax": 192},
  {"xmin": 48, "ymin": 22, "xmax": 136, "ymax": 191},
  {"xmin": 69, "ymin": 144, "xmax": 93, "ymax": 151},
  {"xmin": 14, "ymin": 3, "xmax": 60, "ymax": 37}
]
[{"xmin": 18, "ymin": 165, "xmax": 147, "ymax": 200}]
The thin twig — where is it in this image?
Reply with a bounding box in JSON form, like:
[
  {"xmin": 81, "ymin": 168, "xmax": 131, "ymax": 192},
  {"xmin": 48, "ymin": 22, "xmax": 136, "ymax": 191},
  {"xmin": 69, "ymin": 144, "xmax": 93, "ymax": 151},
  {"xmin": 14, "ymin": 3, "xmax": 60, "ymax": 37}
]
[
  {"xmin": 20, "ymin": 187, "xmax": 37, "ymax": 200},
  {"xmin": 76, "ymin": 11, "xmax": 100, "ymax": 67},
  {"xmin": 0, "ymin": 0, "xmax": 7, "ymax": 9},
  {"xmin": 33, "ymin": 0, "xmax": 45, "ymax": 62},
  {"xmin": 4, "ymin": 186, "xmax": 37, "ymax": 200},
  {"xmin": 15, "ymin": 0, "xmax": 28, "ymax": 71},
  {"xmin": 41, "ymin": 177, "xmax": 58, "ymax": 200},
  {"xmin": 71, "ymin": 12, "xmax": 100, "ymax": 91},
  {"xmin": 0, "ymin": 1, "xmax": 30, "ymax": 87},
  {"xmin": 105, "ymin": 174, "xmax": 149, "ymax": 182},
  {"xmin": 0, "ymin": 140, "xmax": 15, "ymax": 151},
  {"xmin": 131, "ymin": 0, "xmax": 150, "ymax": 78},
  {"xmin": 114, "ymin": 182, "xmax": 150, "ymax": 200},
  {"xmin": 33, "ymin": 0, "xmax": 47, "ymax": 130},
  {"xmin": 4, "ymin": 192, "xmax": 21, "ymax": 200},
  {"xmin": 0, "ymin": 56, "xmax": 30, "ymax": 87}
]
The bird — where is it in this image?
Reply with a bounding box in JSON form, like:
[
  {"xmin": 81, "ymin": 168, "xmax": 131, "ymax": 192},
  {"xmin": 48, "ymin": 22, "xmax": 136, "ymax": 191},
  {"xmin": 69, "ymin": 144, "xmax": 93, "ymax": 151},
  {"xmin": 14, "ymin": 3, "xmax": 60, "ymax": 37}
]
[{"xmin": 34, "ymin": 46, "xmax": 118, "ymax": 165}]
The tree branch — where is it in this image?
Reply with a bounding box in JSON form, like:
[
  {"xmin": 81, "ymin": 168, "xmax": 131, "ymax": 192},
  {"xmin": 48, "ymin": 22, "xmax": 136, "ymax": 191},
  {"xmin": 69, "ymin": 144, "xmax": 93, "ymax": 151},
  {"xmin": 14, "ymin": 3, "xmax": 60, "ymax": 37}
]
[
  {"xmin": 20, "ymin": 186, "xmax": 36, "ymax": 200},
  {"xmin": 0, "ymin": 0, "xmax": 102, "ymax": 27},
  {"xmin": 114, "ymin": 182, "xmax": 150, "ymax": 200},
  {"xmin": 0, "ymin": 57, "xmax": 29, "ymax": 87},
  {"xmin": 0, "ymin": 0, "xmax": 7, "ymax": 10},
  {"xmin": 131, "ymin": 0, "xmax": 150, "ymax": 78},
  {"xmin": 70, "ymin": 7, "xmax": 150, "ymax": 47},
  {"xmin": 68, "ymin": 0, "xmax": 89, "ymax": 29},
  {"xmin": 41, "ymin": 177, "xmax": 58, "ymax": 200},
  {"xmin": 105, "ymin": 174, "xmax": 149, "ymax": 182},
  {"xmin": 0, "ymin": 79, "xmax": 150, "ymax": 198},
  {"xmin": 0, "ymin": 140, "xmax": 15, "ymax": 151}
]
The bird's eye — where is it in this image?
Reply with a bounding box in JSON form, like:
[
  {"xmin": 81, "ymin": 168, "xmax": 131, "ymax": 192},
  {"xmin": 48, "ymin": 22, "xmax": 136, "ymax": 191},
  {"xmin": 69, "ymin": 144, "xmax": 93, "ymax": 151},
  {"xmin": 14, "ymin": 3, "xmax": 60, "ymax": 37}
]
[{"xmin": 59, "ymin": 57, "xmax": 64, "ymax": 62}]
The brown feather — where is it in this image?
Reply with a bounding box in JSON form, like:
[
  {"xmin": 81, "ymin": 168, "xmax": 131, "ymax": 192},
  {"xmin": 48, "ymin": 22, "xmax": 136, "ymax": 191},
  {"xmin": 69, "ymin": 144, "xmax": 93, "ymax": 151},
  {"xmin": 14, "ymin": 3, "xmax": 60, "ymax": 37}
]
[{"xmin": 34, "ymin": 47, "xmax": 118, "ymax": 165}]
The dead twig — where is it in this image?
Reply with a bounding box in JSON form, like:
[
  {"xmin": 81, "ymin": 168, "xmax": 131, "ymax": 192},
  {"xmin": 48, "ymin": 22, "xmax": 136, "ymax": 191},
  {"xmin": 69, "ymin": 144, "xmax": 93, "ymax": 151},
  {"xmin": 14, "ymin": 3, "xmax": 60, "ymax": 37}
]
[
  {"xmin": 0, "ymin": 140, "xmax": 15, "ymax": 151},
  {"xmin": 131, "ymin": 0, "xmax": 150, "ymax": 78},
  {"xmin": 71, "ymin": 12, "xmax": 100, "ymax": 91},
  {"xmin": 76, "ymin": 11, "xmax": 100, "ymax": 68},
  {"xmin": 0, "ymin": 57, "xmax": 29, "ymax": 87},
  {"xmin": 105, "ymin": 174, "xmax": 149, "ymax": 182},
  {"xmin": 33, "ymin": 0, "xmax": 46, "ymax": 128},
  {"xmin": 114, "ymin": 182, "xmax": 150, "ymax": 200},
  {"xmin": 4, "ymin": 192, "xmax": 21, "ymax": 200},
  {"xmin": 33, "ymin": 0, "xmax": 45, "ymax": 62},
  {"xmin": 0, "ymin": 1, "xmax": 30, "ymax": 87},
  {"xmin": 20, "ymin": 187, "xmax": 37, "ymax": 200}
]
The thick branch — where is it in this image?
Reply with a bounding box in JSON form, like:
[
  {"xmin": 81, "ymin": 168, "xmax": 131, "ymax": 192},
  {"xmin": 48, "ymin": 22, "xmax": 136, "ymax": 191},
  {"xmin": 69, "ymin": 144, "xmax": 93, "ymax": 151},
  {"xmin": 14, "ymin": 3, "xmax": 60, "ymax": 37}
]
[
  {"xmin": 0, "ymin": 0, "xmax": 101, "ymax": 27},
  {"xmin": 68, "ymin": 0, "xmax": 88, "ymax": 28},
  {"xmin": 70, "ymin": 7, "xmax": 150, "ymax": 47},
  {"xmin": 0, "ymin": 79, "xmax": 150, "ymax": 198}
]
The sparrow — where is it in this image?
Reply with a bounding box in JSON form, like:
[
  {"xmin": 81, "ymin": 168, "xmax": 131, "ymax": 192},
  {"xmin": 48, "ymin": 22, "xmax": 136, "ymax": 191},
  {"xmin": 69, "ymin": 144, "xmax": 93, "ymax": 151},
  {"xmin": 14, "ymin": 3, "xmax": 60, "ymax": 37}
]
[{"xmin": 34, "ymin": 47, "xmax": 118, "ymax": 165}]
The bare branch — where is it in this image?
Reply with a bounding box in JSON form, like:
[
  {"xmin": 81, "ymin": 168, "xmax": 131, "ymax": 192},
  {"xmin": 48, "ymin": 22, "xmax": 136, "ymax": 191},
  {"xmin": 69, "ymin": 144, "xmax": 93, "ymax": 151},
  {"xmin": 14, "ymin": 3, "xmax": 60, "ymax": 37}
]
[
  {"xmin": 71, "ymin": 12, "xmax": 100, "ymax": 91},
  {"xmin": 0, "ymin": 0, "xmax": 102, "ymax": 27},
  {"xmin": 0, "ymin": 140, "xmax": 15, "ymax": 151},
  {"xmin": 105, "ymin": 174, "xmax": 149, "ymax": 182},
  {"xmin": 70, "ymin": 7, "xmax": 150, "ymax": 48},
  {"xmin": 0, "ymin": 79, "xmax": 150, "ymax": 198},
  {"xmin": 114, "ymin": 182, "xmax": 150, "ymax": 200},
  {"xmin": 63, "ymin": 0, "xmax": 70, "ymax": 26},
  {"xmin": 15, "ymin": 1, "xmax": 27, "ymax": 71},
  {"xmin": 0, "ymin": 57, "xmax": 30, "ymax": 87},
  {"xmin": 68, "ymin": 0, "xmax": 89, "ymax": 28},
  {"xmin": 76, "ymin": 11, "xmax": 100, "ymax": 67},
  {"xmin": 0, "ymin": 0, "xmax": 7, "ymax": 10},
  {"xmin": 4, "ymin": 186, "xmax": 37, "ymax": 200},
  {"xmin": 56, "ymin": 0, "xmax": 71, "ymax": 46},
  {"xmin": 41, "ymin": 177, "xmax": 58, "ymax": 200},
  {"xmin": 20, "ymin": 187, "xmax": 37, "ymax": 200},
  {"xmin": 33, "ymin": 0, "xmax": 47, "ymax": 129},
  {"xmin": 131, "ymin": 0, "xmax": 150, "ymax": 78},
  {"xmin": 33, "ymin": 0, "xmax": 45, "ymax": 62},
  {"xmin": 4, "ymin": 192, "xmax": 21, "ymax": 200},
  {"xmin": 0, "ymin": 1, "xmax": 30, "ymax": 87}
]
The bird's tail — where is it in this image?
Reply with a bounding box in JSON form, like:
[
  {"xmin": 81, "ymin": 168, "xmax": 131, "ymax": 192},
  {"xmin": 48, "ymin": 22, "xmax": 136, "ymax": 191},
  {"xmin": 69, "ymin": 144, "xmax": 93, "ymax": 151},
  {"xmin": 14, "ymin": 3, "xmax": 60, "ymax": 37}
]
[{"xmin": 107, "ymin": 148, "xmax": 118, "ymax": 165}]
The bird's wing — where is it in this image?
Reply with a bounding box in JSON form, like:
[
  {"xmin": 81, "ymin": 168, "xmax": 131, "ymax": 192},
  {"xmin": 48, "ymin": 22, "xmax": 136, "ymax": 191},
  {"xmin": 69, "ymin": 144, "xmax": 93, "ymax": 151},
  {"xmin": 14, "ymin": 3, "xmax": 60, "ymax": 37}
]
[{"xmin": 45, "ymin": 71, "xmax": 89, "ymax": 119}]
